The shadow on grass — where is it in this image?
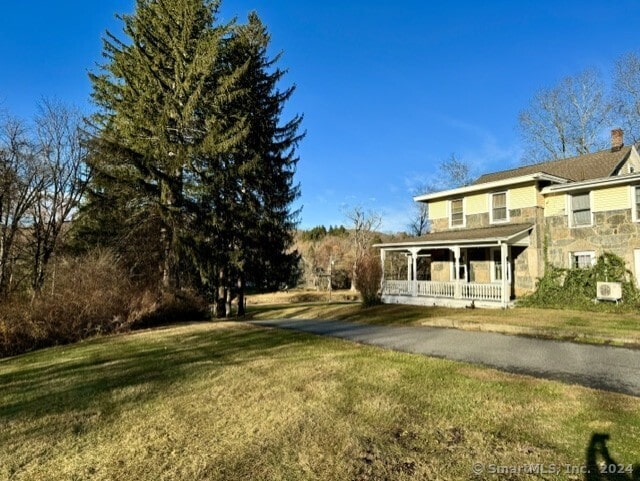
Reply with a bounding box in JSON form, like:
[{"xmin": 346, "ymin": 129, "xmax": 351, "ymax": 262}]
[
  {"xmin": 248, "ymin": 303, "xmax": 442, "ymax": 325},
  {"xmin": 0, "ymin": 324, "xmax": 314, "ymax": 423},
  {"xmin": 585, "ymin": 433, "xmax": 638, "ymax": 480}
]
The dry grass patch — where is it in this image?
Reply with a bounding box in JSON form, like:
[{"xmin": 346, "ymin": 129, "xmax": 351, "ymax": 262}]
[
  {"xmin": 247, "ymin": 289, "xmax": 359, "ymax": 305},
  {"xmin": 249, "ymin": 302, "xmax": 640, "ymax": 346},
  {"xmin": 0, "ymin": 322, "xmax": 638, "ymax": 480}
]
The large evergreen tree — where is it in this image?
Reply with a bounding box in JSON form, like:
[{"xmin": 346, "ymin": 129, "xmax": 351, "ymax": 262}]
[
  {"xmin": 224, "ymin": 13, "xmax": 303, "ymax": 314},
  {"xmin": 86, "ymin": 0, "xmax": 245, "ymax": 290},
  {"xmin": 81, "ymin": 2, "xmax": 302, "ymax": 313}
]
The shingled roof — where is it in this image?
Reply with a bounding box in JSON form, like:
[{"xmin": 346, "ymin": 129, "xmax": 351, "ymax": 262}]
[
  {"xmin": 375, "ymin": 223, "xmax": 533, "ymax": 248},
  {"xmin": 473, "ymin": 146, "xmax": 632, "ymax": 185}
]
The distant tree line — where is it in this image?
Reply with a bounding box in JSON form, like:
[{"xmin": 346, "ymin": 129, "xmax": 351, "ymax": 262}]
[{"xmin": 299, "ymin": 224, "xmax": 348, "ymax": 242}]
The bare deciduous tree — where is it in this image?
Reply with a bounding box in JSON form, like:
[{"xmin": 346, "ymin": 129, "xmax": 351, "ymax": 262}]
[
  {"xmin": 0, "ymin": 117, "xmax": 46, "ymax": 298},
  {"xmin": 30, "ymin": 99, "xmax": 90, "ymax": 293},
  {"xmin": 344, "ymin": 206, "xmax": 382, "ymax": 291},
  {"xmin": 614, "ymin": 51, "xmax": 640, "ymax": 143},
  {"xmin": 407, "ymin": 202, "xmax": 430, "ymax": 237},
  {"xmin": 519, "ymin": 68, "xmax": 613, "ymax": 164},
  {"xmin": 0, "ymin": 101, "xmax": 89, "ymax": 299},
  {"xmin": 439, "ymin": 153, "xmax": 474, "ymax": 188}
]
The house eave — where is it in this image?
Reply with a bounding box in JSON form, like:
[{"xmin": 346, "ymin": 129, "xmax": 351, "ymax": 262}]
[
  {"xmin": 413, "ymin": 173, "xmax": 569, "ymax": 203},
  {"xmin": 541, "ymin": 170, "xmax": 640, "ymax": 194},
  {"xmin": 374, "ymin": 225, "xmax": 533, "ymax": 250}
]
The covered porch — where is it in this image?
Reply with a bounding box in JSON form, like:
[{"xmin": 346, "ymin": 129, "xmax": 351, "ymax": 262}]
[{"xmin": 375, "ymin": 224, "xmax": 533, "ymax": 308}]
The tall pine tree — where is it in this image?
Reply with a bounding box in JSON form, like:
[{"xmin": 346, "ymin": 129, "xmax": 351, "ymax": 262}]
[
  {"xmin": 225, "ymin": 13, "xmax": 303, "ymax": 314},
  {"xmin": 80, "ymin": 3, "xmax": 303, "ymax": 314},
  {"xmin": 86, "ymin": 0, "xmax": 245, "ymax": 291}
]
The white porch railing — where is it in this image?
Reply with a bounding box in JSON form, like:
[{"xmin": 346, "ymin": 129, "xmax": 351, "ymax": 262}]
[
  {"xmin": 417, "ymin": 280, "xmax": 455, "ymax": 297},
  {"xmin": 384, "ymin": 280, "xmax": 412, "ymax": 296},
  {"xmin": 460, "ymin": 282, "xmax": 502, "ymax": 301},
  {"xmin": 383, "ymin": 280, "xmax": 503, "ymax": 302}
]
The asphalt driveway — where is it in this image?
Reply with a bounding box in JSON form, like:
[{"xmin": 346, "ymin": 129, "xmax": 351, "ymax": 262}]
[{"xmin": 249, "ymin": 319, "xmax": 640, "ymax": 397}]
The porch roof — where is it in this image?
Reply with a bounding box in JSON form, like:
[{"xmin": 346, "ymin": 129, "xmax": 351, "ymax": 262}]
[{"xmin": 375, "ymin": 223, "xmax": 533, "ymax": 250}]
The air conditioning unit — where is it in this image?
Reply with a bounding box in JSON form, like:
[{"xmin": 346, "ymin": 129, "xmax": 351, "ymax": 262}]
[{"xmin": 596, "ymin": 282, "xmax": 622, "ymax": 302}]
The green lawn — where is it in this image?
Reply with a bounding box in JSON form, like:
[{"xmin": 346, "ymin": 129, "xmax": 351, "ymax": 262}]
[
  {"xmin": 0, "ymin": 321, "xmax": 638, "ymax": 480},
  {"xmin": 247, "ymin": 301, "xmax": 640, "ymax": 347}
]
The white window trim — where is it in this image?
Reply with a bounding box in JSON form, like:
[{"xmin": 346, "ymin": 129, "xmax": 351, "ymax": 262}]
[
  {"xmin": 490, "ymin": 247, "xmax": 511, "ymax": 283},
  {"xmin": 567, "ymin": 192, "xmax": 593, "ymax": 228},
  {"xmin": 489, "ymin": 191, "xmax": 510, "ymax": 224},
  {"xmin": 448, "ymin": 198, "xmax": 466, "ymax": 228},
  {"xmin": 570, "ymin": 251, "xmax": 596, "ymax": 269},
  {"xmin": 632, "ymin": 185, "xmax": 640, "ymax": 222}
]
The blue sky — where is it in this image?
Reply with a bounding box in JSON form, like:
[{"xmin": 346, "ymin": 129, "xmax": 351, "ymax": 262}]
[{"xmin": 2, "ymin": 1, "xmax": 640, "ymax": 232}]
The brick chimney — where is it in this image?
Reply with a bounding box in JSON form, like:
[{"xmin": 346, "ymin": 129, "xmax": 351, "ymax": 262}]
[{"xmin": 611, "ymin": 128, "xmax": 624, "ymax": 152}]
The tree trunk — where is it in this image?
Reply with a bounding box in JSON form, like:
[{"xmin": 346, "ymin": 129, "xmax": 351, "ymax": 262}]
[
  {"xmin": 215, "ymin": 266, "xmax": 227, "ymax": 318},
  {"xmin": 351, "ymin": 261, "xmax": 358, "ymax": 292},
  {"xmin": 225, "ymin": 287, "xmax": 233, "ymax": 317},
  {"xmin": 237, "ymin": 273, "xmax": 245, "ymax": 317},
  {"xmin": 160, "ymin": 178, "xmax": 181, "ymax": 291},
  {"xmin": 161, "ymin": 225, "xmax": 171, "ymax": 290}
]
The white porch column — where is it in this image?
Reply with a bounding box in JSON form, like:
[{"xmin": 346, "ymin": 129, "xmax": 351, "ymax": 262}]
[
  {"xmin": 409, "ymin": 248, "xmax": 419, "ymax": 296},
  {"xmin": 380, "ymin": 249, "xmax": 386, "ymax": 293},
  {"xmin": 451, "ymin": 246, "xmax": 461, "ymax": 299},
  {"xmin": 500, "ymin": 242, "xmax": 510, "ymax": 306},
  {"xmin": 406, "ymin": 254, "xmax": 412, "ymax": 282}
]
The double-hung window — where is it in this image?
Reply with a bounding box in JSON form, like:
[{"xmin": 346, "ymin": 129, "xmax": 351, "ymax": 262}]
[
  {"xmin": 570, "ymin": 193, "xmax": 591, "ymax": 227},
  {"xmin": 490, "ymin": 192, "xmax": 508, "ymax": 223},
  {"xmin": 450, "ymin": 199, "xmax": 464, "ymax": 227}
]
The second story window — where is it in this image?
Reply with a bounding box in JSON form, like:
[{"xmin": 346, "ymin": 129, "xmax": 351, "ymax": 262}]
[
  {"xmin": 490, "ymin": 192, "xmax": 508, "ymax": 223},
  {"xmin": 570, "ymin": 192, "xmax": 591, "ymax": 227},
  {"xmin": 450, "ymin": 199, "xmax": 464, "ymax": 227}
]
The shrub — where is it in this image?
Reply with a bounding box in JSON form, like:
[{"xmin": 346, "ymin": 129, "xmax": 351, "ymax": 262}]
[
  {"xmin": 129, "ymin": 289, "xmax": 209, "ymax": 329},
  {"xmin": 355, "ymin": 253, "xmax": 383, "ymax": 307},
  {"xmin": 0, "ymin": 301, "xmax": 42, "ymax": 357},
  {"xmin": 29, "ymin": 249, "xmax": 134, "ymax": 343},
  {"xmin": 0, "ymin": 250, "xmax": 211, "ymax": 358},
  {"xmin": 0, "ymin": 250, "xmax": 133, "ymax": 357},
  {"xmin": 519, "ymin": 252, "xmax": 640, "ymax": 310}
]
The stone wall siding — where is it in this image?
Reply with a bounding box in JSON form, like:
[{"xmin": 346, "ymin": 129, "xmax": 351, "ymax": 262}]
[
  {"xmin": 512, "ymin": 245, "xmax": 535, "ymax": 296},
  {"xmin": 430, "ymin": 261, "xmax": 450, "ymax": 282},
  {"xmin": 545, "ymin": 208, "xmax": 640, "ymax": 269},
  {"xmin": 431, "ymin": 218, "xmax": 449, "ymax": 232}
]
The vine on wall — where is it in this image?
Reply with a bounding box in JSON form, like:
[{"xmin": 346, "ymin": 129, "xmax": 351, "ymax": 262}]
[{"xmin": 519, "ymin": 252, "xmax": 640, "ymax": 310}]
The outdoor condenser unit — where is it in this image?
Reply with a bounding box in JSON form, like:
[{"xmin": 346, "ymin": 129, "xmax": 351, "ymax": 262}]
[{"xmin": 596, "ymin": 282, "xmax": 622, "ymax": 302}]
